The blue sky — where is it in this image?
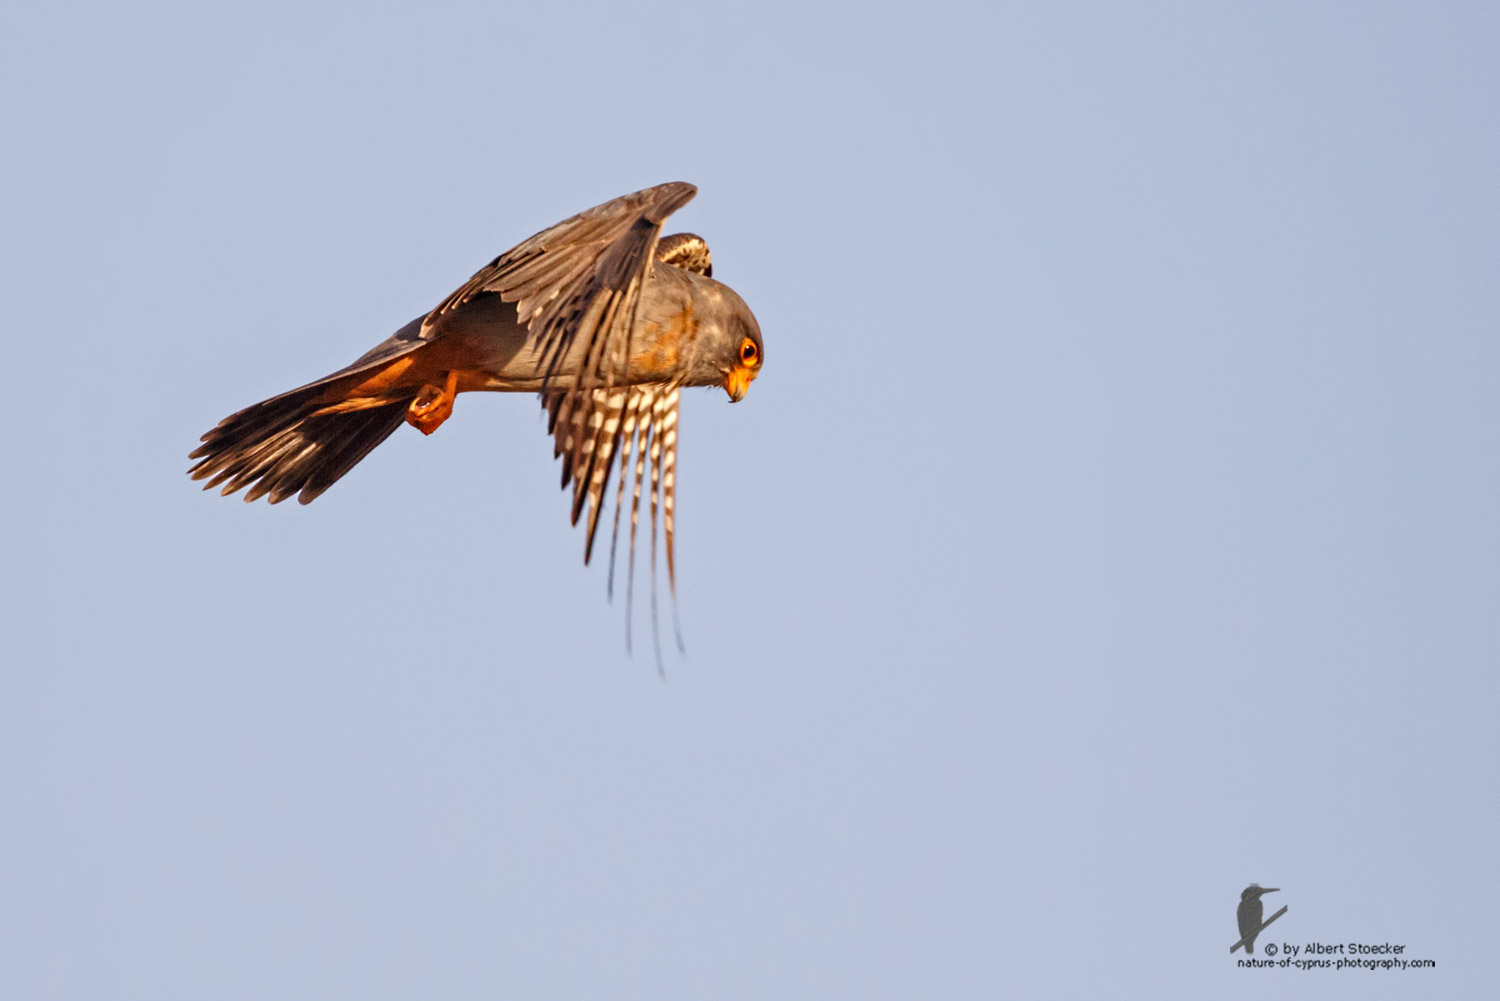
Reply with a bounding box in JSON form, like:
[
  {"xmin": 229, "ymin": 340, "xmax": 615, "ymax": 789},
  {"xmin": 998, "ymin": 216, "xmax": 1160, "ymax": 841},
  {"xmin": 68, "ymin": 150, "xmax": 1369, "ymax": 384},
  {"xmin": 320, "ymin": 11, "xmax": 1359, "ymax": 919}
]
[{"xmin": 4, "ymin": 2, "xmax": 1497, "ymax": 997}]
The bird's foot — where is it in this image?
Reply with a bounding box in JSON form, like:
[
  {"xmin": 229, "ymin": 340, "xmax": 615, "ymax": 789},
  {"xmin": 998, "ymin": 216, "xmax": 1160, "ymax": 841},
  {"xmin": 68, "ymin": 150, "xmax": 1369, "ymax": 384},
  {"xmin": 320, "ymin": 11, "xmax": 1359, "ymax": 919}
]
[{"xmin": 406, "ymin": 372, "xmax": 457, "ymax": 435}]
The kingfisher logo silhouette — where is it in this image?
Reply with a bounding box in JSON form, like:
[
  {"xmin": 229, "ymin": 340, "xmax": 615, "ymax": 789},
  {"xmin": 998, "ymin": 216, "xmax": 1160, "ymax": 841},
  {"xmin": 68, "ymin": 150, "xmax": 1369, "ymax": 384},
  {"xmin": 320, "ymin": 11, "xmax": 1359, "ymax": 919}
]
[{"xmin": 1231, "ymin": 884, "xmax": 1287, "ymax": 954}]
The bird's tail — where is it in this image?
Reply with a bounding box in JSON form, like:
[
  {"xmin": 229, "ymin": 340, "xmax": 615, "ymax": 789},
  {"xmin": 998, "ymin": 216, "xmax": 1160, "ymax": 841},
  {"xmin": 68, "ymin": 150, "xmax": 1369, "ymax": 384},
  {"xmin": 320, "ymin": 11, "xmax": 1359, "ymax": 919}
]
[{"xmin": 189, "ymin": 381, "xmax": 415, "ymax": 505}]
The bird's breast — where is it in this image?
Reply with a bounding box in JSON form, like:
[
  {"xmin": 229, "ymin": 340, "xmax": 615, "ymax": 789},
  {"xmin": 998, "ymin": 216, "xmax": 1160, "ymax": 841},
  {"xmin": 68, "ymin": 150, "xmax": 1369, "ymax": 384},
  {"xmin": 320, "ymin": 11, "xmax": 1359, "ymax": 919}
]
[{"xmin": 628, "ymin": 302, "xmax": 697, "ymax": 381}]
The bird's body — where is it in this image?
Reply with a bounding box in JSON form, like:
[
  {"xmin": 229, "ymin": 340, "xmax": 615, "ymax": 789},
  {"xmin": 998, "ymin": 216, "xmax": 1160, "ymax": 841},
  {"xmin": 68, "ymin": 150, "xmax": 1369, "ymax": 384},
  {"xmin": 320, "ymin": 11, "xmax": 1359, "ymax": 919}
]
[
  {"xmin": 189, "ymin": 183, "xmax": 762, "ymax": 642},
  {"xmin": 433, "ymin": 259, "xmax": 753, "ymax": 393},
  {"xmin": 1237, "ymin": 885, "xmax": 1279, "ymax": 954},
  {"xmin": 265, "ymin": 257, "xmax": 747, "ymax": 415}
]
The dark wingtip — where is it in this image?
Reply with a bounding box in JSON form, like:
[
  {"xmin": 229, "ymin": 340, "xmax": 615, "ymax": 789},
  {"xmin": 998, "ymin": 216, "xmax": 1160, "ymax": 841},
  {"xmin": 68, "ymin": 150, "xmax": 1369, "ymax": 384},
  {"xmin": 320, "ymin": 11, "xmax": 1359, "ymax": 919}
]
[{"xmin": 643, "ymin": 182, "xmax": 697, "ymax": 223}]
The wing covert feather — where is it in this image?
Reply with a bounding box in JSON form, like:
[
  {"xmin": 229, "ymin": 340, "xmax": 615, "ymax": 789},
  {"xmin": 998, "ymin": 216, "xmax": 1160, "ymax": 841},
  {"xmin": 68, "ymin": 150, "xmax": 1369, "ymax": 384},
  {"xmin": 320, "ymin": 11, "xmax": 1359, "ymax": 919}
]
[{"xmin": 426, "ymin": 181, "xmax": 696, "ymax": 390}]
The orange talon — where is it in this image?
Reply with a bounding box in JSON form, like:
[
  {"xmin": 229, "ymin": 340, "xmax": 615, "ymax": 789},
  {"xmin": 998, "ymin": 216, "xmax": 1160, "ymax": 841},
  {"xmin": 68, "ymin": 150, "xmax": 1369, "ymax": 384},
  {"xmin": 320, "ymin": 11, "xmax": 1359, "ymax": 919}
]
[{"xmin": 405, "ymin": 369, "xmax": 459, "ymax": 435}]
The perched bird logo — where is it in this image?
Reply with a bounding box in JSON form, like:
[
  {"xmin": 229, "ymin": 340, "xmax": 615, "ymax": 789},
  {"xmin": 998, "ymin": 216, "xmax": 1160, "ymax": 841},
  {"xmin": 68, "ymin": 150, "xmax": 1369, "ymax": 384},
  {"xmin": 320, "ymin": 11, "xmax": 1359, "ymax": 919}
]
[
  {"xmin": 1232, "ymin": 884, "xmax": 1286, "ymax": 954},
  {"xmin": 189, "ymin": 183, "xmax": 762, "ymax": 656}
]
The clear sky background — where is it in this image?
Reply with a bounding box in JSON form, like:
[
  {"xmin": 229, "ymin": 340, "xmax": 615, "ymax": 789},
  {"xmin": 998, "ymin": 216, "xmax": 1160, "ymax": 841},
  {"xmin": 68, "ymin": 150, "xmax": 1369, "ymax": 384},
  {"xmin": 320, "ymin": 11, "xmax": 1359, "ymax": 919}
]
[{"xmin": 3, "ymin": 2, "xmax": 1496, "ymax": 998}]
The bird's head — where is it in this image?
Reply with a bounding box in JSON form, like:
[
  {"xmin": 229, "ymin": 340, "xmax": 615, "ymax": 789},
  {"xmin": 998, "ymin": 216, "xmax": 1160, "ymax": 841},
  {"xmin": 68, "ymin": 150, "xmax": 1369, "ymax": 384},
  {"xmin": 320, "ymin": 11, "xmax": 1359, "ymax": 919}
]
[
  {"xmin": 723, "ymin": 313, "xmax": 763, "ymax": 403},
  {"xmin": 688, "ymin": 280, "xmax": 763, "ymax": 402},
  {"xmin": 1241, "ymin": 885, "xmax": 1279, "ymax": 901}
]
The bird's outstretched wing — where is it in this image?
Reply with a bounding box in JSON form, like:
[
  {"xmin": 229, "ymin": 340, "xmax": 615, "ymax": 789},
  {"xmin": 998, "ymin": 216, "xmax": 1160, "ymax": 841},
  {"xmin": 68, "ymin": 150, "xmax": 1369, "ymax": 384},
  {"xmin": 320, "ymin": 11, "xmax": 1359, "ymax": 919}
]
[
  {"xmin": 537, "ymin": 224, "xmax": 713, "ymax": 662},
  {"xmin": 541, "ymin": 229, "xmax": 711, "ymax": 564},
  {"xmin": 433, "ymin": 184, "xmax": 706, "ymax": 659},
  {"xmin": 542, "ymin": 227, "xmax": 712, "ymax": 558},
  {"xmin": 424, "ymin": 181, "xmax": 697, "ymax": 392}
]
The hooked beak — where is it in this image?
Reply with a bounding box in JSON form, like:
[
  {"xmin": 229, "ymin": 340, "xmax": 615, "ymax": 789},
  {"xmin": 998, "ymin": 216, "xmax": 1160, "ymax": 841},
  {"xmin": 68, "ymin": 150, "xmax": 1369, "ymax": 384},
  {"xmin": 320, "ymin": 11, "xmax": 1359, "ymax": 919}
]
[{"xmin": 724, "ymin": 366, "xmax": 753, "ymax": 403}]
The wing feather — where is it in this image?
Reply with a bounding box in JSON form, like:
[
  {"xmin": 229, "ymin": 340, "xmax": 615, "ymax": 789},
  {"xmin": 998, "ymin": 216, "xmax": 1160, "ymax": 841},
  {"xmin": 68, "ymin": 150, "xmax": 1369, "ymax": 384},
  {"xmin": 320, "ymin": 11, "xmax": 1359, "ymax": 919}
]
[
  {"xmin": 426, "ymin": 181, "xmax": 697, "ymax": 391},
  {"xmin": 476, "ymin": 186, "xmax": 707, "ymax": 656},
  {"xmin": 625, "ymin": 392, "xmax": 656, "ymax": 653}
]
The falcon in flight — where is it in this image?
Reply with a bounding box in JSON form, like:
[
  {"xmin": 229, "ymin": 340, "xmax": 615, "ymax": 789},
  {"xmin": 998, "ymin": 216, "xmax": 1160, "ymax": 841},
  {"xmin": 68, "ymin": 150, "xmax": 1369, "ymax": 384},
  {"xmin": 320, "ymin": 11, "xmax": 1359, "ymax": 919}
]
[{"xmin": 189, "ymin": 182, "xmax": 763, "ymax": 646}]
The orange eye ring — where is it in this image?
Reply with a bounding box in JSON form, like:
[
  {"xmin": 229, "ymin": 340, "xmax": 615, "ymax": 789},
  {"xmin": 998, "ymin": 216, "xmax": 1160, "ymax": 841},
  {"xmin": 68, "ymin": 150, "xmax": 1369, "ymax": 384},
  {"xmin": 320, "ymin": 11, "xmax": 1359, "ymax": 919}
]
[{"xmin": 739, "ymin": 338, "xmax": 760, "ymax": 367}]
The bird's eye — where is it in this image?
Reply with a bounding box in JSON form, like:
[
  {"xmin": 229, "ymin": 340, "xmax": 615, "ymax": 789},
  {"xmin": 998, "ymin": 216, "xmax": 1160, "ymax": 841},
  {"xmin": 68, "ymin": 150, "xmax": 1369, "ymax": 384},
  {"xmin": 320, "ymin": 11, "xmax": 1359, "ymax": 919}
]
[{"xmin": 739, "ymin": 339, "xmax": 759, "ymax": 366}]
